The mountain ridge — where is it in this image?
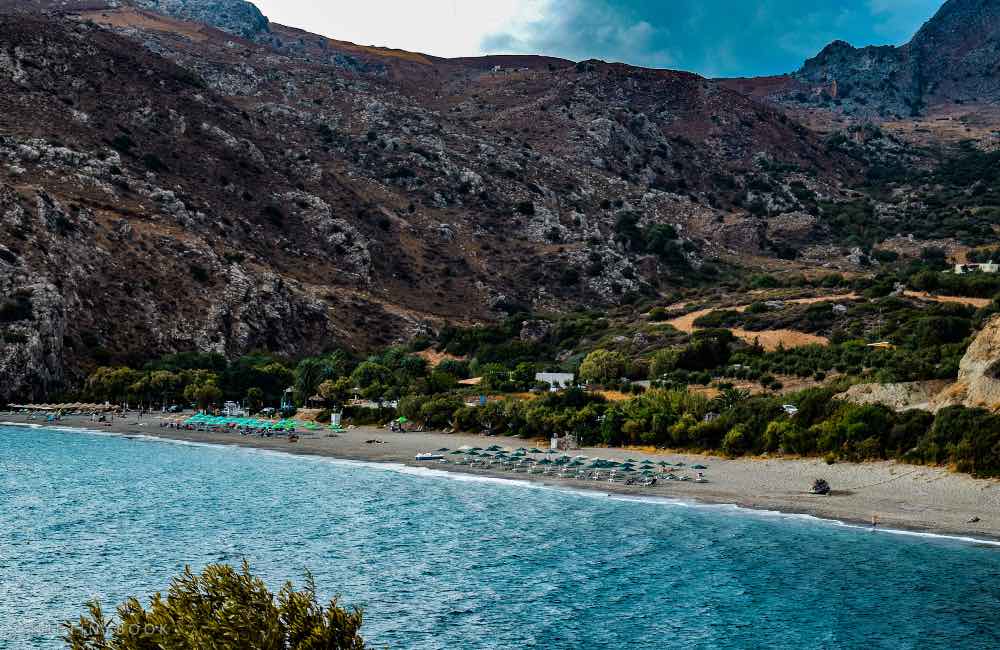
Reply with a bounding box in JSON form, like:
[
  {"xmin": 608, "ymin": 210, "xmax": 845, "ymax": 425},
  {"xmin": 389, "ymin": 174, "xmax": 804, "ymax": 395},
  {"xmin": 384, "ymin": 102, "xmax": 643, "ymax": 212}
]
[{"xmin": 0, "ymin": 0, "xmax": 997, "ymax": 401}]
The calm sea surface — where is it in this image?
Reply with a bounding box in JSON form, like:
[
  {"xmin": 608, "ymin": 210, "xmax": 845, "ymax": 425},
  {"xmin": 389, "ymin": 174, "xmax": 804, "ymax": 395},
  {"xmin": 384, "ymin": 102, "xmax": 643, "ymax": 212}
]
[{"xmin": 1, "ymin": 425, "xmax": 999, "ymax": 649}]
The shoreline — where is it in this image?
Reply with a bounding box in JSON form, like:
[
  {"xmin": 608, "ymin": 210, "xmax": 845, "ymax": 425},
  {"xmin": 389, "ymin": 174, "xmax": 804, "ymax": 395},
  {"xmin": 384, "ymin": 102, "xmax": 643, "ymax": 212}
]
[{"xmin": 6, "ymin": 415, "xmax": 1000, "ymax": 545}]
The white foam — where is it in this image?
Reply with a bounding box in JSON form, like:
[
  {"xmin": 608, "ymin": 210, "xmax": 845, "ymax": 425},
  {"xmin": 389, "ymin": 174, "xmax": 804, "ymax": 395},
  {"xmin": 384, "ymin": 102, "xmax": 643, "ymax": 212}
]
[{"xmin": 7, "ymin": 423, "xmax": 1000, "ymax": 548}]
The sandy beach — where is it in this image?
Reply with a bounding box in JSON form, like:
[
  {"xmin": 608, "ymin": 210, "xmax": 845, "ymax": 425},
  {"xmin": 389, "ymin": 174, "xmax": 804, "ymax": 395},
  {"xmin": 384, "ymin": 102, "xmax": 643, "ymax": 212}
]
[{"xmin": 7, "ymin": 413, "xmax": 1000, "ymax": 543}]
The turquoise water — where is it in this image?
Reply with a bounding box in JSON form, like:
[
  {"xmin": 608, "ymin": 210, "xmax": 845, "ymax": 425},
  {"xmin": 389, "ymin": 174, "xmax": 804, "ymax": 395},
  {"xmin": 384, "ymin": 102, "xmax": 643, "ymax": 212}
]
[{"xmin": 1, "ymin": 426, "xmax": 999, "ymax": 649}]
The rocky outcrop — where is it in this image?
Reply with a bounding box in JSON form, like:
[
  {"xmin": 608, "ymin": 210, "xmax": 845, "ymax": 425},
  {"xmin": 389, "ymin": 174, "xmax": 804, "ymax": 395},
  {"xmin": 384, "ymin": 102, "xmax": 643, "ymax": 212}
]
[
  {"xmin": 131, "ymin": 0, "xmax": 269, "ymax": 38},
  {"xmin": 933, "ymin": 314, "xmax": 1000, "ymax": 410},
  {"xmin": 838, "ymin": 381, "xmax": 949, "ymax": 411}
]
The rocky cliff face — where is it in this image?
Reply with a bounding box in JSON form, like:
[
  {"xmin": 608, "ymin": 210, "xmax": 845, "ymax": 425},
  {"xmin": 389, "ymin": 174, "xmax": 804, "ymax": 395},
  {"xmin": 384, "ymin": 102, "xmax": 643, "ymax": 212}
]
[{"xmin": 792, "ymin": 41, "xmax": 918, "ymax": 117}]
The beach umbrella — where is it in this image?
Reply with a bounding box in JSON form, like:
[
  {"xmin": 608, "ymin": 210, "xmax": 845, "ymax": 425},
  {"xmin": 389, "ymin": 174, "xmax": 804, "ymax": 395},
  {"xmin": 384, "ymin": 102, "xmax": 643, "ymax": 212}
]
[
  {"xmin": 529, "ymin": 448, "xmax": 543, "ymax": 454},
  {"xmin": 397, "ymin": 416, "xmax": 408, "ymax": 423},
  {"xmin": 691, "ymin": 464, "xmax": 708, "ymax": 470},
  {"xmin": 537, "ymin": 458, "xmax": 552, "ymax": 465},
  {"xmin": 450, "ymin": 450, "xmax": 465, "ymax": 455},
  {"xmin": 436, "ymin": 448, "xmax": 450, "ymax": 452},
  {"xmin": 658, "ymin": 461, "xmax": 670, "ymax": 467}
]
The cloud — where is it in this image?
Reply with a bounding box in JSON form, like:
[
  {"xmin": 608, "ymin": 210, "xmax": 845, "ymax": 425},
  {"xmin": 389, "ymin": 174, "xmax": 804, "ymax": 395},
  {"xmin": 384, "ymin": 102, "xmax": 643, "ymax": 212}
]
[
  {"xmin": 480, "ymin": 0, "xmax": 944, "ymax": 77},
  {"xmin": 249, "ymin": 0, "xmax": 944, "ymax": 78},
  {"xmin": 866, "ymin": 0, "xmax": 943, "ymax": 42},
  {"xmin": 482, "ymin": 0, "xmax": 677, "ymax": 69}
]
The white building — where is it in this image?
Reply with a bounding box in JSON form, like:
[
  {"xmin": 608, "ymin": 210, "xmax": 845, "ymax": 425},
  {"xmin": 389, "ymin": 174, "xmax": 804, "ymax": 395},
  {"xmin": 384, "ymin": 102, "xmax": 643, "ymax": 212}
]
[
  {"xmin": 222, "ymin": 401, "xmax": 245, "ymax": 417},
  {"xmin": 535, "ymin": 372, "xmax": 575, "ymax": 391},
  {"xmin": 954, "ymin": 262, "xmax": 999, "ymax": 274}
]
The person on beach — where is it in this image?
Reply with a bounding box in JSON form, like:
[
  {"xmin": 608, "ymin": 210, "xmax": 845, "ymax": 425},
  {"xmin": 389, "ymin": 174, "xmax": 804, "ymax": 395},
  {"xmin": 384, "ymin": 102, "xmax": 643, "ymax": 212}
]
[{"xmin": 871, "ymin": 514, "xmax": 879, "ymax": 529}]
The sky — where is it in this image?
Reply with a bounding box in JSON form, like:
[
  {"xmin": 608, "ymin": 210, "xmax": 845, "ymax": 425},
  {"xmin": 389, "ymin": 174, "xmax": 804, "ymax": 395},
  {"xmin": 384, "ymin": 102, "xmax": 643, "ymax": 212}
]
[{"xmin": 251, "ymin": 0, "xmax": 944, "ymax": 77}]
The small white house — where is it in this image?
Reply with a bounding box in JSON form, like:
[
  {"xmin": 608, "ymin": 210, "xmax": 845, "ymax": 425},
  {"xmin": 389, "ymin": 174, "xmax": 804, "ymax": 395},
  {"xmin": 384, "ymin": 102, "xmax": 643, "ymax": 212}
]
[{"xmin": 535, "ymin": 372, "xmax": 575, "ymax": 391}]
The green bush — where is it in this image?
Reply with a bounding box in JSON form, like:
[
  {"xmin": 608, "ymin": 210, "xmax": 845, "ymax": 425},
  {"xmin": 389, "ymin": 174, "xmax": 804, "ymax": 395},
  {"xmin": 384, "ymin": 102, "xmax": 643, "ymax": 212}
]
[{"xmin": 63, "ymin": 562, "xmax": 366, "ymax": 649}]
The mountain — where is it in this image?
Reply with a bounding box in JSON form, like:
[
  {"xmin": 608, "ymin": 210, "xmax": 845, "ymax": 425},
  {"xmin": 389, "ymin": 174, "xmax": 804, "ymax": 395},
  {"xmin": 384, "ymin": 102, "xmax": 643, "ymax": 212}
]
[
  {"xmin": 5, "ymin": 0, "xmax": 1000, "ymax": 401},
  {"xmin": 0, "ymin": 0, "xmax": 874, "ymax": 400},
  {"xmin": 726, "ymin": 0, "xmax": 1000, "ymax": 119}
]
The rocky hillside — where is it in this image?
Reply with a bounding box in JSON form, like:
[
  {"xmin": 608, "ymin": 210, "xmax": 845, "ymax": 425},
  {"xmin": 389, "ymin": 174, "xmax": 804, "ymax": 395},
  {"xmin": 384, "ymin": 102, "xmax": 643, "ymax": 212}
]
[
  {"xmin": 4, "ymin": 0, "xmax": 1000, "ymax": 401},
  {"xmin": 0, "ymin": 0, "xmax": 877, "ymax": 400}
]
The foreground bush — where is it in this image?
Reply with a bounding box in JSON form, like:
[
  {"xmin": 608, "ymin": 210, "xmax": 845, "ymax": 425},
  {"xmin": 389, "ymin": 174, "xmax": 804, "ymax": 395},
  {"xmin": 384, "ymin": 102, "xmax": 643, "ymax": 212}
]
[{"xmin": 64, "ymin": 562, "xmax": 366, "ymax": 650}]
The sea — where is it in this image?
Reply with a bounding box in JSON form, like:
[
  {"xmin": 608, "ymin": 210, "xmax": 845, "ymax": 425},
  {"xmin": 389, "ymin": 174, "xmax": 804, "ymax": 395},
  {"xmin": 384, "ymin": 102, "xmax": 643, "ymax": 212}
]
[{"xmin": 1, "ymin": 424, "xmax": 999, "ymax": 649}]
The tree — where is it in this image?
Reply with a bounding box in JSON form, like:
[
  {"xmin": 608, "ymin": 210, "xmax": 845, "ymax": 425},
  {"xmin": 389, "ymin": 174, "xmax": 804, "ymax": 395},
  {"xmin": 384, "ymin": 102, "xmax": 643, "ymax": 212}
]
[
  {"xmin": 649, "ymin": 349, "xmax": 679, "ymax": 379},
  {"xmin": 712, "ymin": 387, "xmax": 751, "ymax": 411},
  {"xmin": 294, "ymin": 353, "xmax": 347, "ymax": 403},
  {"xmin": 479, "ymin": 363, "xmax": 509, "ymax": 391},
  {"xmin": 148, "ymin": 371, "xmax": 182, "ymax": 408},
  {"xmin": 63, "ymin": 562, "xmax": 366, "ymax": 649},
  {"xmin": 437, "ymin": 359, "xmax": 470, "ymax": 379},
  {"xmin": 350, "ymin": 362, "xmax": 393, "ymax": 391},
  {"xmin": 184, "ymin": 383, "xmax": 222, "ymax": 409},
  {"xmin": 318, "ymin": 377, "xmax": 353, "ymax": 406},
  {"xmin": 579, "ymin": 350, "xmax": 626, "ymax": 385},
  {"xmin": 87, "ymin": 367, "xmax": 141, "ymax": 404},
  {"xmin": 246, "ymin": 387, "xmax": 264, "ymax": 412}
]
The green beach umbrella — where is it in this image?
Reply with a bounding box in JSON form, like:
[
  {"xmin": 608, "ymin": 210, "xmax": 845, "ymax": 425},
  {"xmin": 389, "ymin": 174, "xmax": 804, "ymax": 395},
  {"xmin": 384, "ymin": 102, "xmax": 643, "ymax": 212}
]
[
  {"xmin": 397, "ymin": 416, "xmax": 408, "ymax": 423},
  {"xmin": 436, "ymin": 448, "xmax": 450, "ymax": 452},
  {"xmin": 450, "ymin": 450, "xmax": 465, "ymax": 455},
  {"xmin": 692, "ymin": 464, "xmax": 707, "ymax": 470}
]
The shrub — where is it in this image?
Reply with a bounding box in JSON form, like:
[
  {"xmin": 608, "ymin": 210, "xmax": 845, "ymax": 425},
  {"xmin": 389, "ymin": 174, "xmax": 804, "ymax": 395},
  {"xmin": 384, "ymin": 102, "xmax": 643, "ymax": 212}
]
[
  {"xmin": 0, "ymin": 293, "xmax": 32, "ymax": 323},
  {"xmin": 142, "ymin": 153, "xmax": 169, "ymax": 173},
  {"xmin": 190, "ymin": 265, "xmax": 210, "ymax": 283},
  {"xmin": 63, "ymin": 562, "xmax": 366, "ymax": 649}
]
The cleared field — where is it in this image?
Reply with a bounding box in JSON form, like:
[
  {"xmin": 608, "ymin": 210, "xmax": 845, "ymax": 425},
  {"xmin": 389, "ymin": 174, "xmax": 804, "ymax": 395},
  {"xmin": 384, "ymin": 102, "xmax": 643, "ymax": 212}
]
[{"xmin": 663, "ymin": 294, "xmax": 858, "ymax": 350}]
